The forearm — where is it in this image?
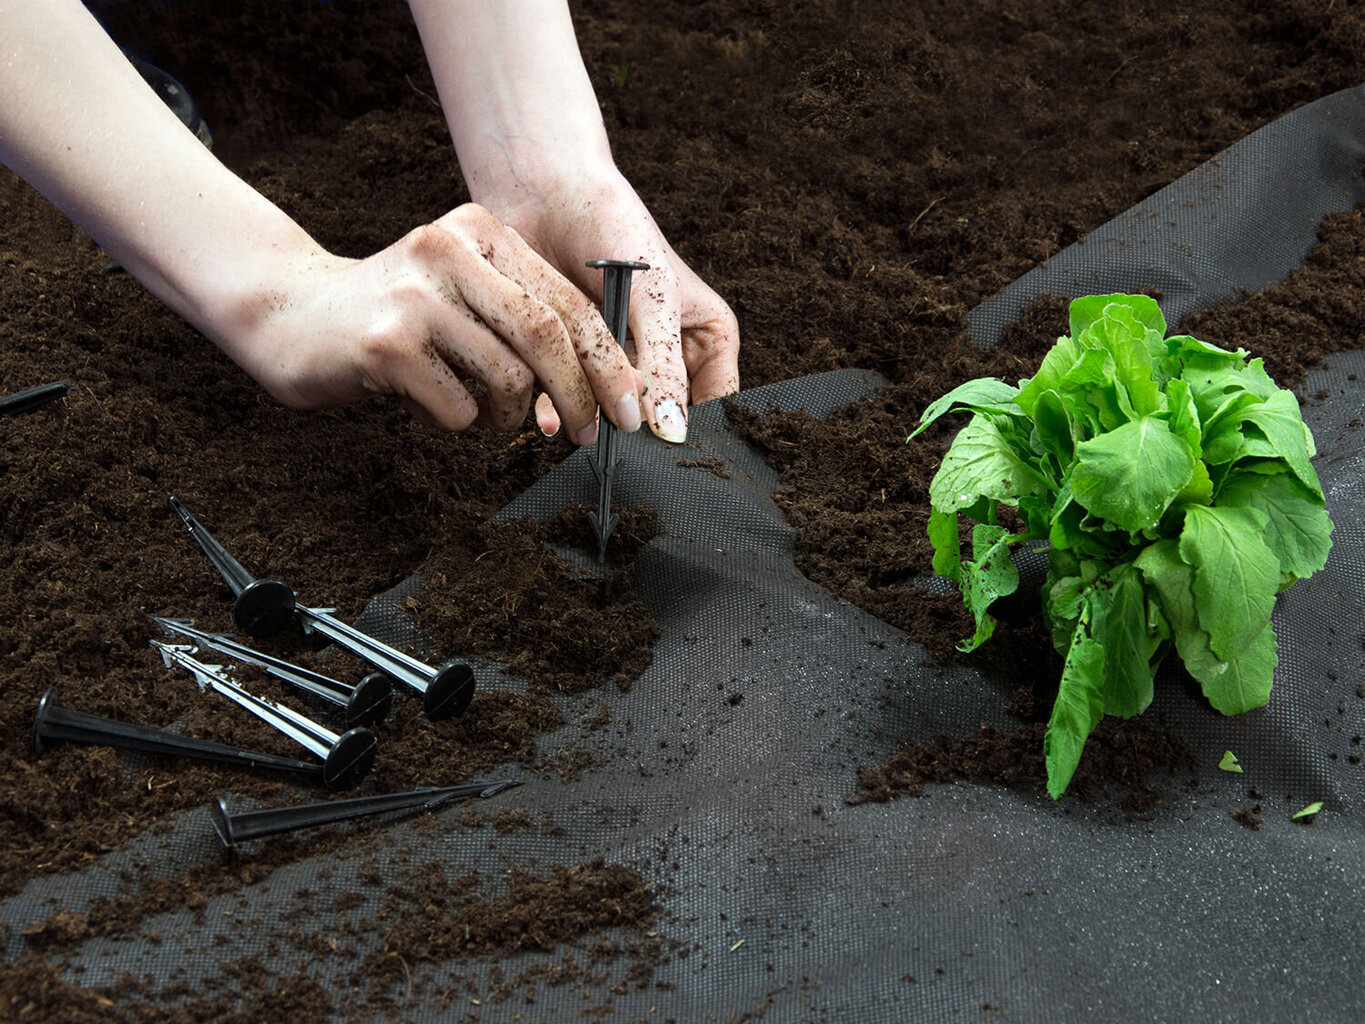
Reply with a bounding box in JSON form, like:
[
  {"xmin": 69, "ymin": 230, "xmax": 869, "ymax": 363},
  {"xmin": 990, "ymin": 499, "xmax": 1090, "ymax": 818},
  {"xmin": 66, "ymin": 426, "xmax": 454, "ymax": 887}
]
[
  {"xmin": 407, "ymin": 0, "xmax": 614, "ymax": 215},
  {"xmin": 0, "ymin": 0, "xmax": 322, "ymax": 369}
]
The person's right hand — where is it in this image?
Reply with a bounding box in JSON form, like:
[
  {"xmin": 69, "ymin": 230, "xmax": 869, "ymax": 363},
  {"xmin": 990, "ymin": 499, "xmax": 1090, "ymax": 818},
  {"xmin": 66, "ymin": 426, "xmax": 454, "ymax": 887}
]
[{"xmin": 225, "ymin": 203, "xmax": 644, "ymax": 444}]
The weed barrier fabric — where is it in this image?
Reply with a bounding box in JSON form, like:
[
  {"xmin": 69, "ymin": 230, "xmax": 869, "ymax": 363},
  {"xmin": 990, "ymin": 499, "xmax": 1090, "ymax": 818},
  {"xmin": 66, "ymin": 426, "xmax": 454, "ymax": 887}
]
[
  {"xmin": 3, "ymin": 91, "xmax": 1365, "ymax": 1022},
  {"xmin": 969, "ymin": 83, "xmax": 1365, "ymax": 347}
]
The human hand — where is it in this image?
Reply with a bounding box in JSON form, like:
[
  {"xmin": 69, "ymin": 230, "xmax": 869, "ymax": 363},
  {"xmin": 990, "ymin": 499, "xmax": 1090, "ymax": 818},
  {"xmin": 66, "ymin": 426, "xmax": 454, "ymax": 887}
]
[
  {"xmin": 500, "ymin": 170, "xmax": 741, "ymax": 444},
  {"xmin": 407, "ymin": 0, "xmax": 739, "ymax": 445},
  {"xmin": 224, "ymin": 203, "xmax": 645, "ymax": 444}
]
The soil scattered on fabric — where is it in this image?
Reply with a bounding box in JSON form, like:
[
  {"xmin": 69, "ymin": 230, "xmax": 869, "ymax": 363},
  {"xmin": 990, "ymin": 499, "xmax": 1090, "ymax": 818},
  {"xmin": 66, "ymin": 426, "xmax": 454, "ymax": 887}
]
[
  {"xmin": 411, "ymin": 507, "xmax": 659, "ymax": 696},
  {"xmin": 1, "ymin": 0, "xmax": 1363, "ymax": 1016}
]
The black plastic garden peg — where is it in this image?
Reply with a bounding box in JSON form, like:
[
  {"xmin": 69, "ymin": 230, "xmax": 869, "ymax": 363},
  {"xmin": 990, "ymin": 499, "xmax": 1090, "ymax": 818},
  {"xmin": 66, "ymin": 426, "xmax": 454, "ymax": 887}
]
[
  {"xmin": 152, "ymin": 616, "xmax": 393, "ymax": 729},
  {"xmin": 210, "ymin": 780, "xmax": 522, "ymax": 849},
  {"xmin": 0, "ymin": 379, "xmax": 73, "ymax": 418},
  {"xmin": 168, "ymin": 494, "xmax": 297, "ymax": 637},
  {"xmin": 296, "ymin": 605, "xmax": 476, "ymax": 722},
  {"xmin": 32, "ymin": 687, "xmax": 332, "ymax": 784},
  {"xmin": 586, "ymin": 259, "xmax": 649, "ymax": 562},
  {"xmin": 154, "ymin": 641, "xmax": 377, "ymax": 791}
]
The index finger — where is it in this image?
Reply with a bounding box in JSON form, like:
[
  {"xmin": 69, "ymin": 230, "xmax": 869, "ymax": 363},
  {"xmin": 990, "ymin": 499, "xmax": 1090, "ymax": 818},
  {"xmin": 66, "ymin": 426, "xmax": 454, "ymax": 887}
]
[{"xmin": 447, "ymin": 208, "xmax": 645, "ymax": 433}]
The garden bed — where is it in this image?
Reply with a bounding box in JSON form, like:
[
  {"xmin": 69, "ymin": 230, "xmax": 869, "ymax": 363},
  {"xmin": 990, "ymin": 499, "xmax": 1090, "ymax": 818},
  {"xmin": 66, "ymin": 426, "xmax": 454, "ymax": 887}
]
[{"xmin": 2, "ymin": 1, "xmax": 1363, "ymax": 1020}]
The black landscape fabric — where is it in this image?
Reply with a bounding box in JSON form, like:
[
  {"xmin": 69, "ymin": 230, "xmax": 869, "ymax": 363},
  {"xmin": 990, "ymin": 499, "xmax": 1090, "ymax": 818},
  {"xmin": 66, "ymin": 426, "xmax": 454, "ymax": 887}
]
[{"xmin": 3, "ymin": 87, "xmax": 1364, "ymax": 1023}]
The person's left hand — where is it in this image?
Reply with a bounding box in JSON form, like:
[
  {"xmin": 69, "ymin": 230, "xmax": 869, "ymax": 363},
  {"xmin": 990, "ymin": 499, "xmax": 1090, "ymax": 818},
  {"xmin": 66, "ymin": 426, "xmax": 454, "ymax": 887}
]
[{"xmin": 495, "ymin": 169, "xmax": 740, "ymax": 444}]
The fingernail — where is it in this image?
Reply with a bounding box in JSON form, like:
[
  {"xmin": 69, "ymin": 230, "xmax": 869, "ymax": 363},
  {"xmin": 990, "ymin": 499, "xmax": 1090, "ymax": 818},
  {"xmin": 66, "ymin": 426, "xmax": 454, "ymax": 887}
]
[
  {"xmin": 576, "ymin": 420, "xmax": 599, "ymax": 447},
  {"xmin": 653, "ymin": 400, "xmax": 687, "ymax": 443},
  {"xmin": 540, "ymin": 424, "xmax": 559, "ymax": 438},
  {"xmin": 615, "ymin": 392, "xmax": 642, "ymax": 432}
]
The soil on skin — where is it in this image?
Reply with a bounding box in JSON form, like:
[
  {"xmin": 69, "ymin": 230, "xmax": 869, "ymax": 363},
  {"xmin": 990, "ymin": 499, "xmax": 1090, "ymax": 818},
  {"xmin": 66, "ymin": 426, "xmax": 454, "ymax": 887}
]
[{"xmin": 2, "ymin": 0, "xmax": 1363, "ymax": 1016}]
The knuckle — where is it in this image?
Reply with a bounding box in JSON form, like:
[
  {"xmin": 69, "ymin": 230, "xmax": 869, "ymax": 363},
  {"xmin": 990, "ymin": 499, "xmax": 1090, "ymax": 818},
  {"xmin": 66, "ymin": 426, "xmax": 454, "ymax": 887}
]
[
  {"xmin": 714, "ymin": 303, "xmax": 740, "ymax": 341},
  {"xmin": 356, "ymin": 323, "xmax": 414, "ymax": 373},
  {"xmin": 522, "ymin": 307, "xmax": 569, "ymax": 355},
  {"xmin": 688, "ymin": 305, "xmax": 741, "ymax": 357},
  {"xmin": 400, "ymin": 223, "xmax": 461, "ymax": 264},
  {"xmin": 445, "ymin": 402, "xmax": 480, "ymax": 432},
  {"xmin": 487, "ymin": 359, "xmax": 536, "ymax": 402},
  {"xmin": 445, "ymin": 203, "xmax": 496, "ymax": 237},
  {"xmin": 561, "ymin": 301, "xmax": 608, "ymax": 348}
]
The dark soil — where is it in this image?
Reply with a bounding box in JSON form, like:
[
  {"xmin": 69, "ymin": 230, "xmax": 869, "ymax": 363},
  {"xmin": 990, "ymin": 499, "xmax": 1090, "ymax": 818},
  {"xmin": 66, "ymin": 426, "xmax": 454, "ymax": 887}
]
[{"xmin": 2, "ymin": 0, "xmax": 1363, "ymax": 1017}]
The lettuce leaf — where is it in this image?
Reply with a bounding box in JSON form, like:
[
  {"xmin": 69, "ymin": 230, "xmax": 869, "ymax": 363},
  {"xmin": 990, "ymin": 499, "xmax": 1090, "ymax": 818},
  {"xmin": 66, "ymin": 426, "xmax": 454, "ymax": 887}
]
[{"xmin": 913, "ymin": 293, "xmax": 1332, "ymax": 799}]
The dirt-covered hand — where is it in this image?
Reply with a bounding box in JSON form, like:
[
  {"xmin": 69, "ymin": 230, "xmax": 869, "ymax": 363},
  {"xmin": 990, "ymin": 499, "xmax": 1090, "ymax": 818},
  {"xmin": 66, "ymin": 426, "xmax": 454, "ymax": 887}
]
[
  {"xmin": 229, "ymin": 204, "xmax": 642, "ymax": 443},
  {"xmin": 406, "ymin": 0, "xmax": 739, "ymax": 445},
  {"xmin": 508, "ymin": 172, "xmax": 742, "ymax": 443}
]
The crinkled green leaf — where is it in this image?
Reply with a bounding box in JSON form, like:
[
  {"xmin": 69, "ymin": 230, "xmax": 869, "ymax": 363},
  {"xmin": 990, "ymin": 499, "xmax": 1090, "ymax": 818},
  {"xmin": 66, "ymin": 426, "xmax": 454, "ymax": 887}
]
[
  {"xmin": 1046, "ymin": 572, "xmax": 1084, "ymax": 630},
  {"xmin": 1133, "ymin": 538, "xmax": 1272, "ymax": 712},
  {"xmin": 927, "ymin": 508, "xmax": 961, "ymax": 582},
  {"xmin": 1084, "ymin": 303, "xmax": 1163, "ymax": 417},
  {"xmin": 1069, "ymin": 293, "xmax": 1167, "ymax": 343},
  {"xmin": 1179, "ymin": 504, "xmax": 1278, "ymax": 660},
  {"xmin": 956, "ymin": 523, "xmax": 1019, "ymax": 652},
  {"xmin": 1070, "ymin": 417, "xmax": 1194, "ymax": 531},
  {"xmin": 928, "ymin": 415, "xmax": 1047, "ymax": 512},
  {"xmin": 1068, "ymin": 348, "xmax": 1133, "ymax": 430},
  {"xmin": 1176, "ymin": 459, "xmax": 1213, "ymax": 507},
  {"xmin": 1089, "ymin": 563, "xmax": 1156, "ymax": 718},
  {"xmin": 1199, "ymin": 619, "xmax": 1276, "ymax": 715},
  {"xmin": 1181, "ymin": 351, "xmax": 1278, "ymax": 401},
  {"xmin": 1016, "ymin": 492, "xmax": 1055, "ymax": 541},
  {"xmin": 1198, "ymin": 391, "xmax": 1262, "ymax": 464},
  {"xmin": 1170, "ymin": 334, "xmax": 1250, "ymax": 375},
  {"xmin": 1293, "ymin": 801, "xmax": 1324, "ymax": 821},
  {"xmin": 1218, "ymin": 751, "xmax": 1244, "ymax": 773},
  {"xmin": 1044, "ymin": 620, "xmax": 1106, "ymax": 801},
  {"xmin": 1017, "ymin": 334, "xmax": 1084, "ymax": 416},
  {"xmin": 910, "ymin": 377, "xmax": 1023, "ymax": 439},
  {"xmin": 1030, "ymin": 389, "xmax": 1073, "ymax": 466},
  {"xmin": 1244, "ymin": 389, "xmax": 1323, "ymax": 497},
  {"xmin": 1164, "ymin": 378, "xmax": 1202, "ymax": 459},
  {"xmin": 1218, "ymin": 469, "xmax": 1333, "ymax": 580},
  {"xmin": 1048, "ymin": 491, "xmax": 1086, "ymax": 552},
  {"xmin": 1136, "ymin": 539, "xmax": 1217, "ymax": 671}
]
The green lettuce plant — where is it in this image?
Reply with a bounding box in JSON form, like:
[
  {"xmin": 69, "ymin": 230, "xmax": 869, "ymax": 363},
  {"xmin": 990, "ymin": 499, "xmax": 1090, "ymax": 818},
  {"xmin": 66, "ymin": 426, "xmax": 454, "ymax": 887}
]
[{"xmin": 910, "ymin": 294, "xmax": 1333, "ymax": 799}]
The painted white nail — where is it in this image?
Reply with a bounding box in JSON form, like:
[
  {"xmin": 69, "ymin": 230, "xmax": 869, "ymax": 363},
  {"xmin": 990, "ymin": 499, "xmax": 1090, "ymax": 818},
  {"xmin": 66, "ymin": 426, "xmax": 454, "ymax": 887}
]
[
  {"xmin": 653, "ymin": 399, "xmax": 687, "ymax": 443},
  {"xmin": 615, "ymin": 392, "xmax": 642, "ymax": 432}
]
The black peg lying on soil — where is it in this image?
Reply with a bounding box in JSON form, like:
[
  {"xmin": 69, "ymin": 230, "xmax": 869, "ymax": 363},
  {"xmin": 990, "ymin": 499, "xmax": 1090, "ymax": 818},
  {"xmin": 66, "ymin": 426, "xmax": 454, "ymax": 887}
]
[
  {"xmin": 152, "ymin": 616, "xmax": 392, "ymax": 729},
  {"xmin": 165, "ymin": 494, "xmax": 474, "ymax": 721},
  {"xmin": 168, "ymin": 494, "xmax": 296, "ymax": 637},
  {"xmin": 154, "ymin": 641, "xmax": 376, "ymax": 791},
  {"xmin": 0, "ymin": 379, "xmax": 74, "ymax": 418},
  {"xmin": 211, "ymin": 780, "xmax": 522, "ymax": 849},
  {"xmin": 296, "ymin": 604, "xmax": 476, "ymax": 722},
  {"xmin": 32, "ymin": 688, "xmax": 336, "ymax": 785}
]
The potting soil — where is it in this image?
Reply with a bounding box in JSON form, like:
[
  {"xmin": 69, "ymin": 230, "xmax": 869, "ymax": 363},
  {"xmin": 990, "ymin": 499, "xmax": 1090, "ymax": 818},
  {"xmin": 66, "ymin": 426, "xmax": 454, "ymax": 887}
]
[{"xmin": 4, "ymin": 84, "xmax": 1363, "ymax": 1023}]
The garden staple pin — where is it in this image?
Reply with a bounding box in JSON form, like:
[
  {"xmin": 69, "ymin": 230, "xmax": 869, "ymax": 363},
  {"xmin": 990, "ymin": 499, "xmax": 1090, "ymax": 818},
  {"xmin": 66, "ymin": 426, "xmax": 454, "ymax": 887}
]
[
  {"xmin": 210, "ymin": 780, "xmax": 522, "ymax": 850},
  {"xmin": 152, "ymin": 640, "xmax": 377, "ymax": 790},
  {"xmin": 294, "ymin": 604, "xmax": 476, "ymax": 722},
  {"xmin": 0, "ymin": 379, "xmax": 73, "ymax": 418},
  {"xmin": 32, "ymin": 687, "xmax": 341, "ymax": 785},
  {"xmin": 152, "ymin": 616, "xmax": 393, "ymax": 729},
  {"xmin": 586, "ymin": 258, "xmax": 650, "ymax": 561},
  {"xmin": 168, "ymin": 494, "xmax": 297, "ymax": 637},
  {"xmin": 166, "ymin": 495, "xmax": 474, "ymax": 721}
]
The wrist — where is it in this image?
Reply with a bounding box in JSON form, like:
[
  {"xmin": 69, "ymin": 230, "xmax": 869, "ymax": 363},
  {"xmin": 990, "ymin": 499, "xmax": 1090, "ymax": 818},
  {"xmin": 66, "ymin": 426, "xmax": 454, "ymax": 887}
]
[{"xmin": 462, "ymin": 138, "xmax": 617, "ymax": 224}]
